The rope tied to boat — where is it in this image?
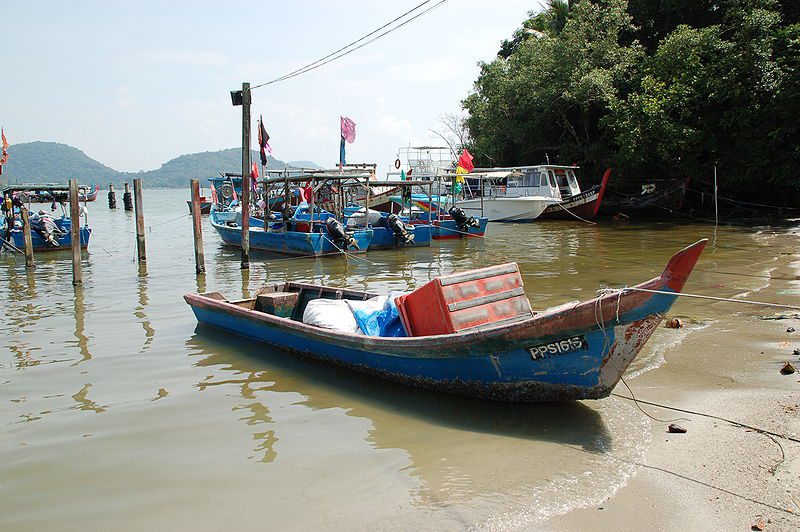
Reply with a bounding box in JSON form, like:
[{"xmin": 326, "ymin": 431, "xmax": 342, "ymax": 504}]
[
  {"xmin": 553, "ymin": 202, "xmax": 597, "ymax": 225},
  {"xmin": 321, "ymin": 235, "xmax": 378, "ymax": 266},
  {"xmin": 596, "ymin": 286, "xmax": 800, "ymax": 312}
]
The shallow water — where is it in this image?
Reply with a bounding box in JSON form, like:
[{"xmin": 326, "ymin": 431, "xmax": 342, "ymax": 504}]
[{"xmin": 0, "ymin": 189, "xmax": 789, "ymax": 530}]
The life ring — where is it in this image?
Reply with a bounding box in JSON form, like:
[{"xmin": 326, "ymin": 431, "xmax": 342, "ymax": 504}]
[{"xmin": 394, "ymin": 158, "xmax": 401, "ymax": 170}]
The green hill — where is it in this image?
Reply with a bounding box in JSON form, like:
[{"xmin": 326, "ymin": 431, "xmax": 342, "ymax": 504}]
[{"xmin": 1, "ymin": 142, "xmax": 317, "ymax": 188}]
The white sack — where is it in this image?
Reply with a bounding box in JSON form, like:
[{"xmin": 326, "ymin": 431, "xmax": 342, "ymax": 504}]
[{"xmin": 302, "ymin": 299, "xmax": 360, "ymax": 333}]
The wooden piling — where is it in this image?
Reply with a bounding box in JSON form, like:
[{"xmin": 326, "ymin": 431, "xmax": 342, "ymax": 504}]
[
  {"xmin": 190, "ymin": 179, "xmax": 205, "ymax": 274},
  {"xmin": 20, "ymin": 206, "xmax": 34, "ymax": 269},
  {"xmin": 69, "ymin": 179, "xmax": 82, "ymax": 285},
  {"xmin": 240, "ymin": 81, "xmax": 251, "ymax": 270},
  {"xmin": 133, "ymin": 178, "xmax": 146, "ymax": 262},
  {"xmin": 108, "ymin": 183, "xmax": 117, "ymax": 209}
]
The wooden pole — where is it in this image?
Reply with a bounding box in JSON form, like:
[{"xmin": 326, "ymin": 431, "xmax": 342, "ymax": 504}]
[
  {"xmin": 69, "ymin": 179, "xmax": 82, "ymax": 285},
  {"xmin": 108, "ymin": 182, "xmax": 117, "ymax": 209},
  {"xmin": 133, "ymin": 178, "xmax": 146, "ymax": 262},
  {"xmin": 20, "ymin": 206, "xmax": 34, "ymax": 269},
  {"xmin": 240, "ymin": 81, "xmax": 251, "ymax": 270},
  {"xmin": 190, "ymin": 179, "xmax": 205, "ymax": 274}
]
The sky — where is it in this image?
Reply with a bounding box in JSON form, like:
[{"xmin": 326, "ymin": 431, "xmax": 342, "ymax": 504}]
[{"xmin": 1, "ymin": 0, "xmax": 537, "ymax": 175}]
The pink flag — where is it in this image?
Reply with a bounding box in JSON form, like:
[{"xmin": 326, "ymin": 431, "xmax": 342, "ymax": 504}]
[{"xmin": 340, "ymin": 116, "xmax": 356, "ymax": 144}]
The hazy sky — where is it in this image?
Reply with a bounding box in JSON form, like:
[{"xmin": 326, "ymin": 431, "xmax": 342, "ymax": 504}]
[{"xmin": 2, "ymin": 1, "xmax": 536, "ymax": 175}]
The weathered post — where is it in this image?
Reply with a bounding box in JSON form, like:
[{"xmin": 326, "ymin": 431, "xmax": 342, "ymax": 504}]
[
  {"xmin": 123, "ymin": 182, "xmax": 133, "ymax": 211},
  {"xmin": 108, "ymin": 183, "xmax": 117, "ymax": 209},
  {"xmin": 240, "ymin": 82, "xmax": 251, "ymax": 270},
  {"xmin": 69, "ymin": 179, "xmax": 82, "ymax": 285},
  {"xmin": 190, "ymin": 179, "xmax": 205, "ymax": 274},
  {"xmin": 133, "ymin": 178, "xmax": 146, "ymax": 262},
  {"xmin": 20, "ymin": 205, "xmax": 34, "ymax": 269}
]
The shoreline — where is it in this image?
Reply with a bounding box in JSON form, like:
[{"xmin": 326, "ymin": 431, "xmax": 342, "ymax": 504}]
[{"xmin": 545, "ymin": 230, "xmax": 800, "ymax": 530}]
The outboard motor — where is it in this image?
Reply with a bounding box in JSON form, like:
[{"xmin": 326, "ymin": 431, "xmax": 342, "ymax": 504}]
[
  {"xmin": 386, "ymin": 214, "xmax": 415, "ymax": 245},
  {"xmin": 448, "ymin": 206, "xmax": 480, "ymax": 234},
  {"xmin": 325, "ymin": 218, "xmax": 359, "ymax": 250}
]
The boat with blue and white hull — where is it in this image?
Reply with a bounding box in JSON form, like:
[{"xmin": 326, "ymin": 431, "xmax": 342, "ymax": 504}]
[{"xmin": 185, "ymin": 239, "xmax": 707, "ymax": 402}]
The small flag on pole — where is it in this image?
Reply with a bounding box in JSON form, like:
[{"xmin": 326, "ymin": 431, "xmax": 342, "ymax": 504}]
[
  {"xmin": 258, "ymin": 115, "xmax": 271, "ymax": 166},
  {"xmin": 339, "ymin": 116, "xmax": 356, "ymax": 166},
  {"xmin": 0, "ymin": 128, "xmax": 9, "ymax": 173},
  {"xmin": 456, "ymin": 149, "xmax": 474, "ymax": 173}
]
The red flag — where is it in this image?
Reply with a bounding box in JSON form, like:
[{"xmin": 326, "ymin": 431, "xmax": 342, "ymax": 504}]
[
  {"xmin": 251, "ymin": 162, "xmax": 259, "ymax": 179},
  {"xmin": 0, "ymin": 128, "xmax": 8, "ymax": 167},
  {"xmin": 456, "ymin": 149, "xmax": 474, "ymax": 173},
  {"xmin": 210, "ymin": 183, "xmax": 219, "ymax": 204},
  {"xmin": 258, "ymin": 115, "xmax": 271, "ymax": 166}
]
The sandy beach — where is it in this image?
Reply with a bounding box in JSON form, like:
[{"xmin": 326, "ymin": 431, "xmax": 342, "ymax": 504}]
[{"xmin": 547, "ymin": 230, "xmax": 800, "ymax": 531}]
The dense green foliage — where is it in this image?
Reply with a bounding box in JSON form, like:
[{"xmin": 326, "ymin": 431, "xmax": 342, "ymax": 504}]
[
  {"xmin": 464, "ymin": 0, "xmax": 800, "ymax": 204},
  {"xmin": 2, "ymin": 142, "xmax": 316, "ymax": 188}
]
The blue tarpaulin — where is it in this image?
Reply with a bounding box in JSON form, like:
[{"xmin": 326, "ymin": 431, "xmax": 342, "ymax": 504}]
[{"xmin": 347, "ymin": 293, "xmax": 407, "ymax": 337}]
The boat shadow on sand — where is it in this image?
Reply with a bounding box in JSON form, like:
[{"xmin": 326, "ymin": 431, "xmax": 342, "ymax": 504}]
[{"xmin": 186, "ymin": 326, "xmax": 614, "ymax": 455}]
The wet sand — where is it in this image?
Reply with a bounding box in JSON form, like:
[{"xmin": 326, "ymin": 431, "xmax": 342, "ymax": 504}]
[{"xmin": 547, "ymin": 229, "xmax": 800, "ymax": 531}]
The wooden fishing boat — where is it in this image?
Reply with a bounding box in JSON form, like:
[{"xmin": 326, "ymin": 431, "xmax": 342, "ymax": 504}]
[
  {"xmin": 79, "ymin": 185, "xmax": 99, "ymax": 202},
  {"xmin": 3, "ymin": 215, "xmax": 91, "ymax": 251},
  {"xmin": 598, "ymin": 177, "xmax": 690, "ymax": 217},
  {"xmin": 1, "ymin": 184, "xmax": 92, "ymax": 251},
  {"xmin": 210, "ymin": 209, "xmax": 373, "ymax": 256},
  {"xmin": 539, "ymin": 168, "xmax": 611, "ymax": 220},
  {"xmin": 185, "ymin": 239, "xmax": 706, "ymax": 402},
  {"xmin": 187, "ymin": 200, "xmax": 212, "ymax": 215},
  {"xmin": 345, "ymin": 208, "xmax": 432, "ymax": 250}
]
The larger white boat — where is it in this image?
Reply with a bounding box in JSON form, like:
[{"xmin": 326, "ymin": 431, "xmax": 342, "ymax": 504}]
[{"xmin": 456, "ymin": 166, "xmax": 576, "ymax": 222}]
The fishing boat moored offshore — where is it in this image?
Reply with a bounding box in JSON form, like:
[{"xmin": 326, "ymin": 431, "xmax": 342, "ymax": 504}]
[{"xmin": 185, "ymin": 239, "xmax": 707, "ymax": 402}]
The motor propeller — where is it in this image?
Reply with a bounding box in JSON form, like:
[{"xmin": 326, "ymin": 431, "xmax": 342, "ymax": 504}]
[
  {"xmin": 386, "ymin": 214, "xmax": 415, "ymax": 245},
  {"xmin": 325, "ymin": 218, "xmax": 359, "ymax": 250}
]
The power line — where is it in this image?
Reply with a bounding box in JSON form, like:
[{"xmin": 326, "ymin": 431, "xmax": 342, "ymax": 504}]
[{"xmin": 251, "ymin": 0, "xmax": 449, "ymax": 90}]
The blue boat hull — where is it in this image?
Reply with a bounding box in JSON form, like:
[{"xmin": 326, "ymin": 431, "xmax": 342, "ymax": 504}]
[
  {"xmin": 4, "ymin": 219, "xmax": 91, "ymax": 251},
  {"xmin": 430, "ymin": 217, "xmax": 489, "ymax": 239},
  {"xmin": 210, "ymin": 213, "xmax": 372, "ymax": 256},
  {"xmin": 185, "ymin": 239, "xmax": 708, "ymax": 401},
  {"xmin": 368, "ymin": 224, "xmax": 432, "ymax": 250}
]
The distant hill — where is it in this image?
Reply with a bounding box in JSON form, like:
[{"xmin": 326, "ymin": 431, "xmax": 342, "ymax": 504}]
[
  {"xmin": 286, "ymin": 160, "xmax": 322, "ymax": 169},
  {"xmin": 1, "ymin": 142, "xmax": 320, "ymax": 188}
]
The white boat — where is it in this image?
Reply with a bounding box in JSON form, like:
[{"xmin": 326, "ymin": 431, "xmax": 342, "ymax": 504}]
[{"xmin": 455, "ymin": 166, "xmax": 570, "ymax": 222}]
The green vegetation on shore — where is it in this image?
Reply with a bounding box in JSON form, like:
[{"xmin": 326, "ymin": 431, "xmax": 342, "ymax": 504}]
[
  {"xmin": 2, "ymin": 142, "xmax": 319, "ymax": 188},
  {"xmin": 463, "ymin": 0, "xmax": 800, "ymax": 204}
]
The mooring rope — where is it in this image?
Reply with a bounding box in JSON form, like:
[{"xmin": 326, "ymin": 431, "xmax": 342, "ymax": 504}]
[
  {"xmin": 553, "ymin": 202, "xmax": 597, "ymax": 225},
  {"xmin": 321, "ymin": 235, "xmax": 378, "ymax": 266},
  {"xmin": 597, "ymin": 286, "xmax": 800, "ymax": 311},
  {"xmin": 147, "ymin": 212, "xmax": 191, "ymax": 232}
]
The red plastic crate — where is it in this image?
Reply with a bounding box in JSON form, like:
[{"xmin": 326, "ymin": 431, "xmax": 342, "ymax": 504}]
[{"xmin": 395, "ymin": 263, "xmax": 533, "ymax": 336}]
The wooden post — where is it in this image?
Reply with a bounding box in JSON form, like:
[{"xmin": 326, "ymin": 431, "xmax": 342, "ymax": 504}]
[
  {"xmin": 20, "ymin": 206, "xmax": 34, "ymax": 269},
  {"xmin": 133, "ymin": 178, "xmax": 146, "ymax": 262},
  {"xmin": 69, "ymin": 179, "xmax": 82, "ymax": 285},
  {"xmin": 190, "ymin": 179, "xmax": 205, "ymax": 274},
  {"xmin": 240, "ymin": 81, "xmax": 251, "ymax": 270}
]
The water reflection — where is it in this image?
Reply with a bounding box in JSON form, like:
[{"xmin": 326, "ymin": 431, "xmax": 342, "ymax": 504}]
[
  {"xmin": 71, "ymin": 286, "xmax": 91, "ymax": 366},
  {"xmin": 186, "ymin": 328, "xmax": 612, "ymax": 496},
  {"xmin": 71, "ymin": 383, "xmax": 106, "ymax": 413},
  {"xmin": 135, "ymin": 270, "xmax": 155, "ymax": 352}
]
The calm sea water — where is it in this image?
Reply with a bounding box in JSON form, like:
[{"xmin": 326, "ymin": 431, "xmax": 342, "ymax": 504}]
[{"xmin": 0, "ymin": 189, "xmax": 785, "ymax": 530}]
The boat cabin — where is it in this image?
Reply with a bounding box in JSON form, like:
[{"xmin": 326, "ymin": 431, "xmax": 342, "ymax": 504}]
[{"xmin": 474, "ymin": 165, "xmax": 581, "ymax": 201}]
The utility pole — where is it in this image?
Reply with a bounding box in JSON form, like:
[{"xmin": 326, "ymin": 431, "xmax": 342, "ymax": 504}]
[{"xmin": 232, "ymin": 82, "xmax": 251, "ymax": 270}]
